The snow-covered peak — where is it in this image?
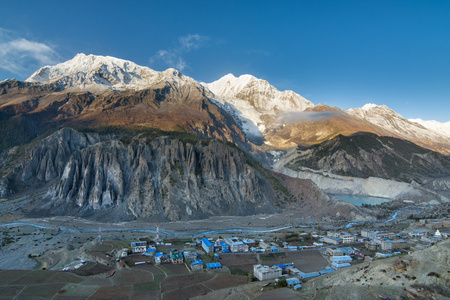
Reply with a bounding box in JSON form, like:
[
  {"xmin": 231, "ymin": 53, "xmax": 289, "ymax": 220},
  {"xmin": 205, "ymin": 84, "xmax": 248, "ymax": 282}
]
[
  {"xmin": 348, "ymin": 103, "xmax": 396, "ymax": 117},
  {"xmin": 25, "ymin": 53, "xmax": 196, "ymax": 92},
  {"xmin": 409, "ymin": 118, "xmax": 450, "ymax": 137},
  {"xmin": 362, "ymin": 103, "xmax": 379, "ymax": 110},
  {"xmin": 204, "ymin": 73, "xmax": 313, "ymax": 137},
  {"xmin": 346, "ymin": 103, "xmax": 450, "ymax": 145},
  {"xmin": 207, "ymin": 73, "xmax": 256, "ymax": 98},
  {"xmin": 206, "ymin": 73, "xmax": 313, "ymax": 113}
]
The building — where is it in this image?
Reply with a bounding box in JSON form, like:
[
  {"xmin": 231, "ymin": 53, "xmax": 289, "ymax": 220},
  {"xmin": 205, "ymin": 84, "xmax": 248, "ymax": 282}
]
[
  {"xmin": 408, "ymin": 230, "xmax": 428, "ymax": 238},
  {"xmin": 361, "ymin": 230, "xmax": 389, "ymax": 239},
  {"xmin": 286, "ymin": 278, "xmax": 301, "ymax": 287},
  {"xmin": 155, "ymin": 253, "xmax": 163, "ymax": 265},
  {"xmin": 220, "ymin": 242, "xmax": 230, "ymax": 253},
  {"xmin": 331, "ymin": 262, "xmax": 351, "ymax": 269},
  {"xmin": 319, "ymin": 267, "xmax": 336, "ymax": 275},
  {"xmin": 260, "ymin": 241, "xmax": 271, "ymax": 251},
  {"xmin": 327, "ymin": 248, "xmax": 344, "ymax": 256},
  {"xmin": 331, "ymin": 256, "xmax": 352, "ymax": 264},
  {"xmin": 365, "ymin": 240, "xmax": 379, "ymax": 250},
  {"xmin": 388, "ymin": 233, "xmax": 397, "ymax": 239},
  {"xmin": 323, "ymin": 236, "xmax": 343, "ymax": 245},
  {"xmin": 340, "ymin": 233, "xmax": 356, "ymax": 244},
  {"xmin": 380, "ymin": 240, "xmax": 392, "ymax": 251},
  {"xmin": 206, "ymin": 262, "xmax": 222, "ymax": 269},
  {"xmin": 361, "ymin": 230, "xmax": 372, "ymax": 238},
  {"xmin": 243, "ymin": 238, "xmax": 256, "ymax": 246},
  {"xmin": 182, "ymin": 250, "xmax": 198, "ymax": 261},
  {"xmin": 190, "ymin": 260, "xmax": 203, "ymax": 271},
  {"xmin": 202, "ymin": 238, "xmax": 214, "ymax": 254},
  {"xmin": 225, "ymin": 238, "xmax": 249, "ymax": 253},
  {"xmin": 391, "ymin": 239, "xmax": 408, "ymax": 249},
  {"xmin": 171, "ymin": 253, "xmax": 183, "ymax": 264},
  {"xmin": 298, "ymin": 271, "xmax": 320, "ymax": 279},
  {"xmin": 253, "ymin": 264, "xmax": 282, "ymax": 281},
  {"xmin": 131, "ymin": 241, "xmax": 147, "ymax": 253},
  {"xmin": 116, "ymin": 248, "xmax": 128, "ymax": 258}
]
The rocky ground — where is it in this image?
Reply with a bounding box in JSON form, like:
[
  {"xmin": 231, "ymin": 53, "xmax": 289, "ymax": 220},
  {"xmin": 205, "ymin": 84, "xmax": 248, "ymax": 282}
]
[{"xmin": 300, "ymin": 240, "xmax": 450, "ymax": 300}]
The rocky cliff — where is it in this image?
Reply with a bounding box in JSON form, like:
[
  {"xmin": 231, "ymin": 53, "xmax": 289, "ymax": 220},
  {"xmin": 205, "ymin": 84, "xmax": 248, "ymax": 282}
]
[
  {"xmin": 2, "ymin": 128, "xmax": 281, "ymax": 221},
  {"xmin": 0, "ymin": 77, "xmax": 250, "ymax": 155},
  {"xmin": 286, "ymin": 132, "xmax": 450, "ymax": 183}
]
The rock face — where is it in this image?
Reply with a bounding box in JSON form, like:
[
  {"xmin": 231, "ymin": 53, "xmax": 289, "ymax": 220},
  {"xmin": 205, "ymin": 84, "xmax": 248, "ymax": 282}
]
[
  {"xmin": 303, "ymin": 240, "xmax": 450, "ymax": 300},
  {"xmin": 0, "ymin": 73, "xmax": 250, "ymax": 154},
  {"xmin": 286, "ymin": 132, "xmax": 450, "ymax": 183},
  {"xmin": 4, "ymin": 128, "xmax": 278, "ymax": 221}
]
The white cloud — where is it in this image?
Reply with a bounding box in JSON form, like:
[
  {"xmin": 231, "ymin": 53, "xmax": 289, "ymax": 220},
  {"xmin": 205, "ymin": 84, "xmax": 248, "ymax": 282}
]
[
  {"xmin": 149, "ymin": 34, "xmax": 209, "ymax": 71},
  {"xmin": 0, "ymin": 28, "xmax": 60, "ymax": 76},
  {"xmin": 149, "ymin": 50, "xmax": 187, "ymax": 71},
  {"xmin": 178, "ymin": 34, "xmax": 209, "ymax": 52}
]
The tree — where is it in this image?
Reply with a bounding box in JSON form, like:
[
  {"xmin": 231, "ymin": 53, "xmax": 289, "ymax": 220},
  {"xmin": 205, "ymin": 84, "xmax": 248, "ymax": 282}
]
[{"xmin": 278, "ymin": 278, "xmax": 287, "ymax": 287}]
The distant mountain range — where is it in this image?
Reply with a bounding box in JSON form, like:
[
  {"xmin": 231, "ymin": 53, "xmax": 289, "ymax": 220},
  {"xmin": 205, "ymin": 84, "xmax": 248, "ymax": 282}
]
[
  {"xmin": 20, "ymin": 53, "xmax": 450, "ymax": 155},
  {"xmin": 0, "ymin": 53, "xmax": 449, "ymax": 221}
]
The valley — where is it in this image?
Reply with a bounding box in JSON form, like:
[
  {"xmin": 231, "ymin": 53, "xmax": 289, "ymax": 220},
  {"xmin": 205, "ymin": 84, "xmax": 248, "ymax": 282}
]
[{"xmin": 0, "ymin": 53, "xmax": 449, "ymax": 299}]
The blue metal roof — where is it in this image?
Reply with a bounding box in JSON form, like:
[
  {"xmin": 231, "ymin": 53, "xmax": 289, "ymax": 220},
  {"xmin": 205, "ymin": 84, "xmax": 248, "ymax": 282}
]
[
  {"xmin": 319, "ymin": 268, "xmax": 335, "ymax": 274},
  {"xmin": 286, "ymin": 278, "xmax": 301, "ymax": 285},
  {"xmin": 191, "ymin": 260, "xmax": 203, "ymax": 265},
  {"xmin": 332, "ymin": 256, "xmax": 352, "ymax": 262},
  {"xmin": 275, "ymin": 263, "xmax": 294, "ymax": 269},
  {"xmin": 206, "ymin": 262, "xmax": 222, "ymax": 268},
  {"xmin": 331, "ymin": 262, "xmax": 351, "ymax": 268},
  {"xmin": 202, "ymin": 238, "xmax": 214, "ymax": 247},
  {"xmin": 298, "ymin": 271, "xmax": 320, "ymax": 278}
]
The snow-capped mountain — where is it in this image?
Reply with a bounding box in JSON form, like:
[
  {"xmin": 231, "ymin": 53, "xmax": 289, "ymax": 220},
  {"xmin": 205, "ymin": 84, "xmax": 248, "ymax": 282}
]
[
  {"xmin": 409, "ymin": 118, "xmax": 450, "ymax": 138},
  {"xmin": 19, "ymin": 54, "xmax": 450, "ymax": 154},
  {"xmin": 26, "ymin": 53, "xmax": 202, "ymax": 92},
  {"xmin": 346, "ymin": 103, "xmax": 450, "ymax": 154},
  {"xmin": 205, "ymin": 73, "xmax": 313, "ymax": 136}
]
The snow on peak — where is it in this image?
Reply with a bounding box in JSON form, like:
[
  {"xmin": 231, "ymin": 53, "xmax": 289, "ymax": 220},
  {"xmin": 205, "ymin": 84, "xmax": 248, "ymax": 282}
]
[
  {"xmin": 206, "ymin": 73, "xmax": 313, "ymax": 112},
  {"xmin": 207, "ymin": 73, "xmax": 257, "ymax": 98},
  {"xmin": 204, "ymin": 73, "xmax": 313, "ymax": 136},
  {"xmin": 409, "ymin": 118, "xmax": 450, "ymax": 137},
  {"xmin": 362, "ymin": 103, "xmax": 379, "ymax": 110},
  {"xmin": 25, "ymin": 53, "xmax": 194, "ymax": 92}
]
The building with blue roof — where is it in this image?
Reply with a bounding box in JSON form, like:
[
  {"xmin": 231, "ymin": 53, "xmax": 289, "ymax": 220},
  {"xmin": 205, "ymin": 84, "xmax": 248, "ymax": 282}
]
[
  {"xmin": 202, "ymin": 238, "xmax": 214, "ymax": 254},
  {"xmin": 220, "ymin": 242, "xmax": 230, "ymax": 252},
  {"xmin": 275, "ymin": 263, "xmax": 294, "ymax": 269},
  {"xmin": 206, "ymin": 262, "xmax": 222, "ymax": 269},
  {"xmin": 190, "ymin": 259, "xmax": 203, "ymax": 271},
  {"xmin": 319, "ymin": 266, "xmax": 336, "ymax": 275},
  {"xmin": 331, "ymin": 255, "xmax": 352, "ymax": 263},
  {"xmin": 298, "ymin": 271, "xmax": 320, "ymax": 279},
  {"xmin": 286, "ymin": 278, "xmax": 301, "ymax": 286},
  {"xmin": 331, "ymin": 262, "xmax": 351, "ymax": 269},
  {"xmin": 323, "ymin": 236, "xmax": 343, "ymax": 245}
]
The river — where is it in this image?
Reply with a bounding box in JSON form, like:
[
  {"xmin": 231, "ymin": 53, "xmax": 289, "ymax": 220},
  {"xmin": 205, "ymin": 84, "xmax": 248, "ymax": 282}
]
[{"xmin": 330, "ymin": 194, "xmax": 392, "ymax": 206}]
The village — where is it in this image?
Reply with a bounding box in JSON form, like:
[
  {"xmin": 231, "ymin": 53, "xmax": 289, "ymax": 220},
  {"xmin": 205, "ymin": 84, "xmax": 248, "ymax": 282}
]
[
  {"xmin": 0, "ymin": 216, "xmax": 449, "ymax": 299},
  {"xmin": 68, "ymin": 217, "xmax": 450, "ymax": 291}
]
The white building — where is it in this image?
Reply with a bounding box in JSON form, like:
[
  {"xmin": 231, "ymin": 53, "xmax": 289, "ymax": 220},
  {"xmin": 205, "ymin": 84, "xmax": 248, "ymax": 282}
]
[
  {"xmin": 253, "ymin": 264, "xmax": 282, "ymax": 281},
  {"xmin": 225, "ymin": 238, "xmax": 249, "ymax": 253},
  {"xmin": 323, "ymin": 236, "xmax": 342, "ymax": 245},
  {"xmin": 131, "ymin": 241, "xmax": 147, "ymax": 253},
  {"xmin": 340, "ymin": 233, "xmax": 356, "ymax": 243}
]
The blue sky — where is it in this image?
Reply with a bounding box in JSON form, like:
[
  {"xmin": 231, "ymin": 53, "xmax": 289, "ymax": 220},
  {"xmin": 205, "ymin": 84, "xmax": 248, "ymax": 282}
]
[{"xmin": 1, "ymin": 0, "xmax": 449, "ymax": 122}]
